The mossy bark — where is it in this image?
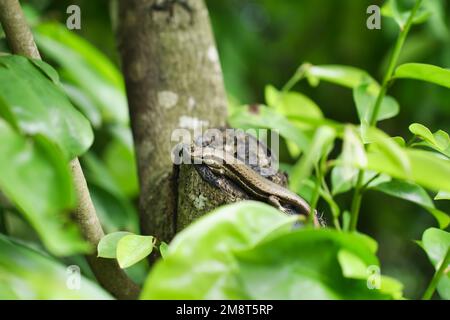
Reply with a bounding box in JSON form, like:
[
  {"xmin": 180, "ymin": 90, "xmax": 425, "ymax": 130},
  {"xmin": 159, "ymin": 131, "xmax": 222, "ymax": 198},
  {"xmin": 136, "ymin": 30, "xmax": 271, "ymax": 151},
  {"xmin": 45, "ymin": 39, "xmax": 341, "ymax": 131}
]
[{"xmin": 176, "ymin": 164, "xmax": 250, "ymax": 231}]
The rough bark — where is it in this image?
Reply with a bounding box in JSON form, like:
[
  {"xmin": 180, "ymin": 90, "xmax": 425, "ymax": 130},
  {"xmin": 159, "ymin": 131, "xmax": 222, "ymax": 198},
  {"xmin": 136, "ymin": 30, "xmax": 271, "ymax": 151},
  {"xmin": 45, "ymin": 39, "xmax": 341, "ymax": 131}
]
[
  {"xmin": 0, "ymin": 0, "xmax": 41, "ymax": 59},
  {"xmin": 0, "ymin": 0, "xmax": 139, "ymax": 299},
  {"xmin": 117, "ymin": 0, "xmax": 228, "ymax": 242}
]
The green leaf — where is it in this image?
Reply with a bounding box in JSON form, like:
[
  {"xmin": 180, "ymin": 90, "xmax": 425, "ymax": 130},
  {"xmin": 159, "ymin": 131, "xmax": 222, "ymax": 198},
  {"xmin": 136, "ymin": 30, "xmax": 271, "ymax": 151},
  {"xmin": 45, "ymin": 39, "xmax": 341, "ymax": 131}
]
[
  {"xmin": 411, "ymin": 125, "xmax": 450, "ymax": 157},
  {"xmin": 366, "ymin": 148, "xmax": 450, "ymax": 197},
  {"xmin": 392, "ymin": 136, "xmax": 406, "ymax": 147},
  {"xmin": 434, "ymin": 130, "xmax": 450, "ymax": 152},
  {"xmin": 264, "ymin": 85, "xmax": 324, "ymax": 157},
  {"xmin": 341, "ymin": 126, "xmax": 367, "ymax": 166},
  {"xmin": 338, "ymin": 249, "xmax": 369, "ymax": 279},
  {"xmin": 406, "ymin": 150, "xmax": 450, "ymax": 195},
  {"xmin": 0, "ymin": 119, "xmax": 89, "ymax": 255},
  {"xmin": 394, "ymin": 63, "xmax": 450, "ymax": 89},
  {"xmin": 409, "ymin": 123, "xmax": 439, "ymax": 147},
  {"xmin": 62, "ymin": 83, "xmax": 102, "ymax": 128},
  {"xmin": 34, "ymin": 23, "xmax": 128, "ymax": 124},
  {"xmin": 330, "ymin": 126, "xmax": 370, "ymax": 195},
  {"xmin": 422, "ymin": 0, "xmax": 449, "ymax": 41},
  {"xmin": 342, "ymin": 126, "xmax": 368, "ymax": 171},
  {"xmin": 353, "ymin": 83, "xmax": 400, "ymax": 123},
  {"xmin": 0, "ymin": 55, "xmax": 93, "ymax": 158},
  {"xmin": 117, "ymin": 235, "xmax": 154, "ymax": 269},
  {"xmin": 372, "ymin": 180, "xmax": 450, "ymax": 228},
  {"xmin": 228, "ymin": 105, "xmax": 311, "ymax": 152},
  {"xmin": 422, "ymin": 228, "xmax": 450, "ymax": 266},
  {"xmin": 159, "ymin": 242, "xmax": 169, "ymax": 259},
  {"xmin": 331, "ymin": 166, "xmax": 357, "ymax": 195},
  {"xmin": 365, "ymin": 127, "xmax": 411, "ymax": 175},
  {"xmin": 304, "ymin": 64, "xmax": 380, "ymax": 94},
  {"xmin": 292, "ymin": 178, "xmax": 315, "ymax": 203},
  {"xmin": 382, "ymin": 0, "xmax": 405, "ymax": 28},
  {"xmin": 289, "ymin": 126, "xmax": 335, "ymax": 191},
  {"xmin": 421, "ymin": 228, "xmax": 450, "ymax": 299},
  {"xmin": 0, "ymin": 235, "xmax": 112, "ymax": 299},
  {"xmin": 435, "ymin": 190, "xmax": 450, "ymax": 201},
  {"xmin": 141, "ymin": 201, "xmax": 401, "ymax": 299},
  {"xmin": 141, "ymin": 201, "xmax": 298, "ymax": 299},
  {"xmin": 373, "ymin": 180, "xmax": 433, "ymax": 207},
  {"xmin": 234, "ymin": 230, "xmax": 401, "ymax": 299},
  {"xmin": 97, "ymin": 232, "xmax": 132, "ymax": 259},
  {"xmin": 332, "ymin": 126, "xmax": 394, "ymax": 196},
  {"xmin": 379, "ymin": 276, "xmax": 405, "ymax": 300},
  {"xmin": 331, "ymin": 166, "xmax": 390, "ymax": 196},
  {"xmin": 265, "ymin": 85, "xmax": 323, "ymax": 123},
  {"xmin": 30, "ymin": 59, "xmax": 60, "ymax": 83},
  {"xmin": 319, "ymin": 187, "xmax": 341, "ymax": 219},
  {"xmin": 381, "ymin": 0, "xmax": 431, "ymax": 28}
]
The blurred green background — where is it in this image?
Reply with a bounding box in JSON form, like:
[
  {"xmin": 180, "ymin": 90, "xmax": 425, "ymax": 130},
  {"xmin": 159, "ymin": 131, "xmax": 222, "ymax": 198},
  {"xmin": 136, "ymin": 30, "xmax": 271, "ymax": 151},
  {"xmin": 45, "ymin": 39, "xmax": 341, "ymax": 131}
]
[{"xmin": 9, "ymin": 0, "xmax": 450, "ymax": 299}]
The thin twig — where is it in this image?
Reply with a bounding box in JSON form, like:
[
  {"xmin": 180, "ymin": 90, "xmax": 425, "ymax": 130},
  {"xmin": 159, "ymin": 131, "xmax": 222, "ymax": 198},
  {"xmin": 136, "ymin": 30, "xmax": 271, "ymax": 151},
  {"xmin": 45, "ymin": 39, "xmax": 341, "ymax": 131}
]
[{"xmin": 422, "ymin": 248, "xmax": 450, "ymax": 300}]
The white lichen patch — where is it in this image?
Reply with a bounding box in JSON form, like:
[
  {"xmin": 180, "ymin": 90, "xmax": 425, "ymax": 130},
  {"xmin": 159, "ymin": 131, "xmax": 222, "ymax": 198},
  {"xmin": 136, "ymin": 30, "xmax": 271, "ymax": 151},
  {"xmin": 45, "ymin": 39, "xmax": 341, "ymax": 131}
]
[
  {"xmin": 178, "ymin": 115, "xmax": 209, "ymax": 130},
  {"xmin": 187, "ymin": 96, "xmax": 196, "ymax": 111},
  {"xmin": 158, "ymin": 91, "xmax": 179, "ymax": 109},
  {"xmin": 190, "ymin": 194, "xmax": 208, "ymax": 210},
  {"xmin": 130, "ymin": 60, "xmax": 146, "ymax": 82},
  {"xmin": 207, "ymin": 46, "xmax": 219, "ymax": 63}
]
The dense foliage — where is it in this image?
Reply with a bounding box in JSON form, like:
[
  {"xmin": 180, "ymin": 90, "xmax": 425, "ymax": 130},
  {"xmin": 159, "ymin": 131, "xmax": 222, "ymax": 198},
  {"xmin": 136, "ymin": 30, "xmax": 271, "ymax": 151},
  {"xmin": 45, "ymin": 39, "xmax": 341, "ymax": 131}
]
[{"xmin": 0, "ymin": 0, "xmax": 448, "ymax": 299}]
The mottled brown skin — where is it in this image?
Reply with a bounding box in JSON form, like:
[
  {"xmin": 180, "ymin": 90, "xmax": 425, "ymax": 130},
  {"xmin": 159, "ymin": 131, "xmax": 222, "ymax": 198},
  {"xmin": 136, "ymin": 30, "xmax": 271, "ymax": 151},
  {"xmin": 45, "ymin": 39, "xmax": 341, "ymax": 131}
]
[{"xmin": 190, "ymin": 145, "xmax": 320, "ymax": 227}]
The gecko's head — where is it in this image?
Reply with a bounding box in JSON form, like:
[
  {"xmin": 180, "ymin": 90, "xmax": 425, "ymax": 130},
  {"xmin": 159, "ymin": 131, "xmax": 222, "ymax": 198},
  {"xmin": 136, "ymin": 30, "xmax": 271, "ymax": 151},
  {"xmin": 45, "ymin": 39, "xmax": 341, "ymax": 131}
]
[
  {"xmin": 189, "ymin": 144, "xmax": 227, "ymax": 170},
  {"xmin": 202, "ymin": 156, "xmax": 223, "ymax": 170}
]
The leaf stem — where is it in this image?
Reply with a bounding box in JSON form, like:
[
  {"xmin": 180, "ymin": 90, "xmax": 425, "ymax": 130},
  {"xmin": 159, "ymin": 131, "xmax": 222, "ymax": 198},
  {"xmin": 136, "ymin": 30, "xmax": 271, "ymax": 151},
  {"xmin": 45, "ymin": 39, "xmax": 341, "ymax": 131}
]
[
  {"xmin": 349, "ymin": 170, "xmax": 364, "ymax": 231},
  {"xmin": 361, "ymin": 173, "xmax": 381, "ymax": 191},
  {"xmin": 308, "ymin": 166, "xmax": 321, "ymax": 226},
  {"xmin": 0, "ymin": 207, "xmax": 7, "ymax": 234},
  {"xmin": 319, "ymin": 176, "xmax": 341, "ymax": 230},
  {"xmin": 369, "ymin": 0, "xmax": 423, "ymax": 126},
  {"xmin": 349, "ymin": 0, "xmax": 423, "ymax": 231},
  {"xmin": 282, "ymin": 64, "xmax": 309, "ymax": 93},
  {"xmin": 422, "ymin": 248, "xmax": 450, "ymax": 300}
]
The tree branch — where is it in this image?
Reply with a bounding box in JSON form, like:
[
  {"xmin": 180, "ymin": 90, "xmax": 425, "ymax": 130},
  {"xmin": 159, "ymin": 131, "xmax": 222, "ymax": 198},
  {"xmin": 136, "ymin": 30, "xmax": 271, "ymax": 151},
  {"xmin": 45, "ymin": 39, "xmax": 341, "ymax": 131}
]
[
  {"xmin": 0, "ymin": 0, "xmax": 41, "ymax": 59},
  {"xmin": 0, "ymin": 0, "xmax": 139, "ymax": 300}
]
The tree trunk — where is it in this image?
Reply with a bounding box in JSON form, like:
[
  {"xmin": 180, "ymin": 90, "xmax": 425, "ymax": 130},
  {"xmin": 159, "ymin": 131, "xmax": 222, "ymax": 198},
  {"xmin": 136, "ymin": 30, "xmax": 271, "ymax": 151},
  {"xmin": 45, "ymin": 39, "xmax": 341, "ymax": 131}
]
[{"xmin": 117, "ymin": 0, "xmax": 228, "ymax": 242}]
